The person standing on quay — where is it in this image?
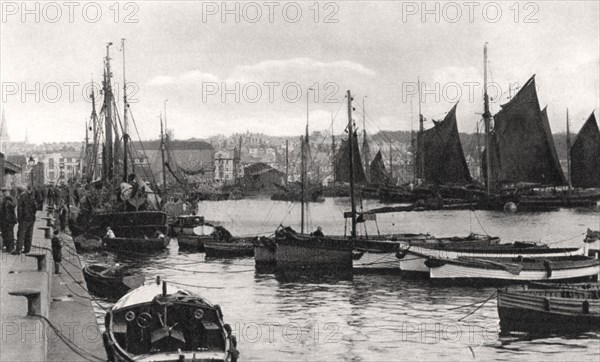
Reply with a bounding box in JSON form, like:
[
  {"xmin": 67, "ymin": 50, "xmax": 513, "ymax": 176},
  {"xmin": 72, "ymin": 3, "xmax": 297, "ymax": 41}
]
[
  {"xmin": 0, "ymin": 187, "xmax": 17, "ymax": 253},
  {"xmin": 15, "ymin": 185, "xmax": 37, "ymax": 254}
]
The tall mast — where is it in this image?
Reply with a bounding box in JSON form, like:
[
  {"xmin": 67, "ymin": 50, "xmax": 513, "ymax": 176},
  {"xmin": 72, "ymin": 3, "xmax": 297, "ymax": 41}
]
[
  {"xmin": 483, "ymin": 42, "xmax": 493, "ymax": 193},
  {"xmin": 121, "ymin": 38, "xmax": 129, "ymax": 181},
  {"xmin": 416, "ymin": 77, "xmax": 423, "ymax": 182},
  {"xmin": 331, "ymin": 112, "xmax": 336, "ymax": 183},
  {"xmin": 300, "ymin": 135, "xmax": 305, "ymax": 234},
  {"xmin": 347, "ymin": 90, "xmax": 357, "ymax": 238},
  {"xmin": 566, "ymin": 108, "xmax": 572, "ymax": 192},
  {"xmin": 362, "ymin": 96, "xmax": 369, "ymax": 183},
  {"xmin": 389, "ymin": 139, "xmax": 393, "ymax": 182},
  {"xmin": 476, "ymin": 120, "xmax": 481, "ymax": 180},
  {"xmin": 104, "ymin": 42, "xmax": 114, "ymax": 182},
  {"xmin": 160, "ymin": 114, "xmax": 167, "ymax": 196},
  {"xmin": 285, "ymin": 139, "xmax": 289, "ymax": 186}
]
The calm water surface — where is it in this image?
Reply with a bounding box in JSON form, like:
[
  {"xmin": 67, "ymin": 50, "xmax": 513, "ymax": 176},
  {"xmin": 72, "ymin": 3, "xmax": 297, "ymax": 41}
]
[{"xmin": 85, "ymin": 198, "xmax": 600, "ymax": 361}]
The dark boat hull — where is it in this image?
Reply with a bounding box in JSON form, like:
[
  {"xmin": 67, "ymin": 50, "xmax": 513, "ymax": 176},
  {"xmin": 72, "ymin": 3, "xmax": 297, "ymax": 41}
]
[
  {"xmin": 204, "ymin": 239, "xmax": 254, "ymax": 258},
  {"xmin": 274, "ymin": 234, "xmax": 353, "ymax": 270},
  {"xmin": 83, "ymin": 265, "xmax": 144, "ymax": 301},
  {"xmin": 498, "ymin": 288, "xmax": 600, "ymax": 334},
  {"xmin": 103, "ymin": 237, "xmax": 170, "ymax": 252}
]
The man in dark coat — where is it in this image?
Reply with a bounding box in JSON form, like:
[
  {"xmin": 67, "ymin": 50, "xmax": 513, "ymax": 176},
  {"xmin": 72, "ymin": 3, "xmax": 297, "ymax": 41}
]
[
  {"xmin": 16, "ymin": 185, "xmax": 37, "ymax": 254},
  {"xmin": 0, "ymin": 187, "xmax": 17, "ymax": 253}
]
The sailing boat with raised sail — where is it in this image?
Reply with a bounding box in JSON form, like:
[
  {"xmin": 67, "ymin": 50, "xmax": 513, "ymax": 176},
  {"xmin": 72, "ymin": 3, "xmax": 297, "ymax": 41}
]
[{"xmin": 570, "ymin": 112, "xmax": 600, "ymax": 189}]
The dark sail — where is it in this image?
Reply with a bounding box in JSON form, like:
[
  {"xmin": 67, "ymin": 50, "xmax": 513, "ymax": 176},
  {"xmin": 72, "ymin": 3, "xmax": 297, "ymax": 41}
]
[
  {"xmin": 334, "ymin": 132, "xmax": 366, "ymax": 184},
  {"xmin": 570, "ymin": 112, "xmax": 600, "ymax": 188},
  {"xmin": 418, "ymin": 104, "xmax": 472, "ymax": 184},
  {"xmin": 483, "ymin": 75, "xmax": 566, "ymax": 186},
  {"xmin": 369, "ymin": 150, "xmax": 389, "ymax": 185}
]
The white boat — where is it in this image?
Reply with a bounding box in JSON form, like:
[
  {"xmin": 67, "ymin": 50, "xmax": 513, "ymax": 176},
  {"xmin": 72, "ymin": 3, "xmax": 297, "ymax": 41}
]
[
  {"xmin": 103, "ymin": 281, "xmax": 238, "ymax": 361},
  {"xmin": 399, "ymin": 243, "xmax": 588, "ymax": 274},
  {"xmin": 425, "ymin": 255, "xmax": 600, "ymax": 285},
  {"xmin": 353, "ymin": 234, "xmax": 501, "ymax": 273}
]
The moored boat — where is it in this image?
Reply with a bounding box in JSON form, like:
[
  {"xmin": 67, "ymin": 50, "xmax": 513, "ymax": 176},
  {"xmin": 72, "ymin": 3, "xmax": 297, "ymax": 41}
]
[
  {"xmin": 353, "ymin": 233, "xmax": 501, "ymax": 273},
  {"xmin": 103, "ymin": 280, "xmax": 238, "ymax": 361},
  {"xmin": 497, "ymin": 285, "xmax": 600, "ymax": 334},
  {"xmin": 103, "ymin": 236, "xmax": 170, "ymax": 252},
  {"xmin": 204, "ymin": 239, "xmax": 255, "ymax": 258},
  {"xmin": 171, "ymin": 215, "xmax": 214, "ymax": 252},
  {"xmin": 83, "ymin": 264, "xmax": 145, "ymax": 301},
  {"xmin": 425, "ymin": 255, "xmax": 600, "ymax": 285},
  {"xmin": 399, "ymin": 242, "xmax": 587, "ymax": 274}
]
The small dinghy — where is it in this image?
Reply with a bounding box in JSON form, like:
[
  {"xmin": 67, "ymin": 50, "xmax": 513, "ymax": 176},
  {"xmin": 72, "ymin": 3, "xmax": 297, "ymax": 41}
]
[
  {"xmin": 204, "ymin": 226, "xmax": 254, "ymax": 258},
  {"xmin": 103, "ymin": 280, "xmax": 239, "ymax": 362},
  {"xmin": 171, "ymin": 215, "xmax": 214, "ymax": 252},
  {"xmin": 498, "ymin": 284, "xmax": 600, "ymax": 334},
  {"xmin": 83, "ymin": 264, "xmax": 145, "ymax": 301}
]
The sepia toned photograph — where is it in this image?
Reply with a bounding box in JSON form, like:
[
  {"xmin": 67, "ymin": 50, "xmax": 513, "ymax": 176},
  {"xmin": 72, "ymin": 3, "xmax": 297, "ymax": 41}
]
[{"xmin": 1, "ymin": 1, "xmax": 599, "ymax": 361}]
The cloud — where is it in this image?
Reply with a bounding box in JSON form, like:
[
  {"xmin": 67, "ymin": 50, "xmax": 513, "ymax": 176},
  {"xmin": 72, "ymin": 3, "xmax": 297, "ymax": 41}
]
[
  {"xmin": 227, "ymin": 57, "xmax": 376, "ymax": 82},
  {"xmin": 146, "ymin": 71, "xmax": 219, "ymax": 86}
]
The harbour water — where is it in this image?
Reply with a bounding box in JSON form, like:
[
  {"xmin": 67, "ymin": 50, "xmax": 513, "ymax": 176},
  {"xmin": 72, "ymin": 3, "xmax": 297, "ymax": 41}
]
[{"xmin": 85, "ymin": 198, "xmax": 600, "ymax": 361}]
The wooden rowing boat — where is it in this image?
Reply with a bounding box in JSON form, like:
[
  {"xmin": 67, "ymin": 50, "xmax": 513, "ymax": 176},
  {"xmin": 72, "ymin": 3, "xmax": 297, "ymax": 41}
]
[
  {"xmin": 83, "ymin": 264, "xmax": 145, "ymax": 301},
  {"xmin": 399, "ymin": 243, "xmax": 587, "ymax": 274},
  {"xmin": 497, "ymin": 285, "xmax": 600, "ymax": 334},
  {"xmin": 425, "ymin": 255, "xmax": 600, "ymax": 285}
]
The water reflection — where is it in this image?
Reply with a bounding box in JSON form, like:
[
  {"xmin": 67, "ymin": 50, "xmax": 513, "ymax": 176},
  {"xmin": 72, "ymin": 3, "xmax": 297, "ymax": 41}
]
[{"xmin": 82, "ymin": 201, "xmax": 599, "ymax": 361}]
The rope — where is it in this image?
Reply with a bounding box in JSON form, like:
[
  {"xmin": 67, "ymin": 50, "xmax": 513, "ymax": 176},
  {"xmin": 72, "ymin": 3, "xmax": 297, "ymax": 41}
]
[
  {"xmin": 32, "ymin": 314, "xmax": 106, "ymax": 362},
  {"xmin": 457, "ymin": 292, "xmax": 497, "ymax": 321}
]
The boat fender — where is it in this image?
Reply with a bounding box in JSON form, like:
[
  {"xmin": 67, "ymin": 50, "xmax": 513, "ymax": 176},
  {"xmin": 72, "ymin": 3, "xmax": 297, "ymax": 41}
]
[
  {"xmin": 194, "ymin": 309, "xmax": 205, "ymax": 320},
  {"xmin": 582, "ymin": 300, "xmax": 590, "ymax": 314},
  {"xmin": 543, "ymin": 260, "xmax": 552, "ymax": 278},
  {"xmin": 224, "ymin": 324, "xmax": 232, "ymax": 336},
  {"xmin": 125, "ymin": 311, "xmax": 136, "ymax": 322},
  {"xmin": 215, "ymin": 304, "xmax": 223, "ymax": 319},
  {"xmin": 543, "ymin": 298, "xmax": 551, "ymax": 311},
  {"xmin": 396, "ymin": 250, "xmax": 408, "ymax": 259},
  {"xmin": 424, "ymin": 258, "xmax": 446, "ymax": 268},
  {"xmin": 516, "ymin": 255, "xmax": 523, "ymax": 262}
]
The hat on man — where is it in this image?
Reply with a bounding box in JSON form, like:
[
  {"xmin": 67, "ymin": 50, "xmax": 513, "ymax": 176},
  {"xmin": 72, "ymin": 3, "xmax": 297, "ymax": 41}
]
[
  {"xmin": 1, "ymin": 186, "xmax": 11, "ymax": 192},
  {"xmin": 16, "ymin": 184, "xmax": 27, "ymax": 192}
]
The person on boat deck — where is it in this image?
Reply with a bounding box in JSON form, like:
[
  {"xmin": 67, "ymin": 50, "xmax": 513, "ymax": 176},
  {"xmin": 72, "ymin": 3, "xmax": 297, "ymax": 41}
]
[
  {"xmin": 51, "ymin": 228, "xmax": 62, "ymax": 274},
  {"xmin": 154, "ymin": 230, "xmax": 165, "ymax": 239},
  {"xmin": 105, "ymin": 226, "xmax": 116, "ymax": 239},
  {"xmin": 312, "ymin": 226, "xmax": 324, "ymax": 237}
]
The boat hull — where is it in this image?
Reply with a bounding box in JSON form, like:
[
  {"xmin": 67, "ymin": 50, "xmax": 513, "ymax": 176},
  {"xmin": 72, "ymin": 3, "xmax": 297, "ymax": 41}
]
[
  {"xmin": 275, "ymin": 235, "xmax": 353, "ymax": 270},
  {"xmin": 400, "ymin": 245, "xmax": 586, "ymax": 274},
  {"xmin": 103, "ymin": 237, "xmax": 170, "ymax": 252},
  {"xmin": 204, "ymin": 240, "xmax": 254, "ymax": 258},
  {"xmin": 497, "ymin": 288, "xmax": 600, "ymax": 334},
  {"xmin": 83, "ymin": 265, "xmax": 144, "ymax": 301},
  {"xmin": 428, "ymin": 257, "xmax": 600, "ymax": 285}
]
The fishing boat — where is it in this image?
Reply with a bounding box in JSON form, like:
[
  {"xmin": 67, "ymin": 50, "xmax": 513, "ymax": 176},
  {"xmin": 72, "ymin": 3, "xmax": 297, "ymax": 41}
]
[
  {"xmin": 398, "ymin": 241, "xmax": 589, "ymax": 274},
  {"xmin": 103, "ymin": 235, "xmax": 171, "ymax": 253},
  {"xmin": 170, "ymin": 215, "xmax": 214, "ymax": 252},
  {"xmin": 203, "ymin": 226, "xmax": 254, "ymax": 258},
  {"xmin": 424, "ymin": 255, "xmax": 599, "ymax": 285},
  {"xmin": 83, "ymin": 264, "xmax": 145, "ymax": 301},
  {"xmin": 480, "ymin": 68, "xmax": 600, "ymax": 209},
  {"xmin": 73, "ymin": 41, "xmax": 169, "ymax": 242},
  {"xmin": 273, "ymin": 90, "xmax": 360, "ymax": 270},
  {"xmin": 497, "ymin": 285, "xmax": 600, "ymax": 334},
  {"xmin": 103, "ymin": 280, "xmax": 238, "ymax": 362},
  {"xmin": 253, "ymin": 236, "xmax": 277, "ymax": 265}
]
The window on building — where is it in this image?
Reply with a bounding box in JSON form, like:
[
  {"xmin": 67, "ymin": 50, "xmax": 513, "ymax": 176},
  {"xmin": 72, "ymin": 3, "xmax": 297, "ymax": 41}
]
[
  {"xmin": 49, "ymin": 172, "xmax": 55, "ymax": 179},
  {"xmin": 59, "ymin": 158, "xmax": 64, "ymax": 162}
]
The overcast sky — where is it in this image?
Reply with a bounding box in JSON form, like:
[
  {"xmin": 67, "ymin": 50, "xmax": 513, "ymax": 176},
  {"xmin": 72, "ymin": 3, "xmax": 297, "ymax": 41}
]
[{"xmin": 1, "ymin": 0, "xmax": 598, "ymax": 143}]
